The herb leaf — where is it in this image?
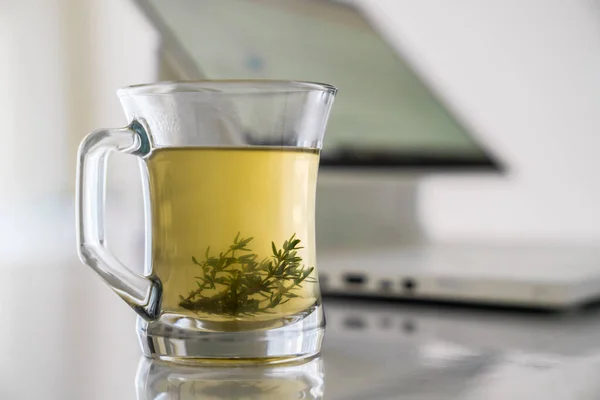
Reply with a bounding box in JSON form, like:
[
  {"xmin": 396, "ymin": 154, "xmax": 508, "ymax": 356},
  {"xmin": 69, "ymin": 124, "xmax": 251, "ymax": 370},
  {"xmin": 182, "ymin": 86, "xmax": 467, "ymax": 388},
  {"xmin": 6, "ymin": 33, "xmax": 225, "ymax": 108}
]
[{"xmin": 179, "ymin": 233, "xmax": 314, "ymax": 317}]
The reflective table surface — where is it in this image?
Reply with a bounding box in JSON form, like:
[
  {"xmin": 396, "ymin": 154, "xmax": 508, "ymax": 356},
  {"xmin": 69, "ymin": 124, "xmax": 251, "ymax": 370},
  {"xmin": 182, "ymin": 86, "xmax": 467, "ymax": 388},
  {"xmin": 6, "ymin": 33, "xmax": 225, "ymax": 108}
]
[
  {"xmin": 6, "ymin": 256, "xmax": 600, "ymax": 400},
  {"xmin": 4, "ymin": 209, "xmax": 600, "ymax": 400}
]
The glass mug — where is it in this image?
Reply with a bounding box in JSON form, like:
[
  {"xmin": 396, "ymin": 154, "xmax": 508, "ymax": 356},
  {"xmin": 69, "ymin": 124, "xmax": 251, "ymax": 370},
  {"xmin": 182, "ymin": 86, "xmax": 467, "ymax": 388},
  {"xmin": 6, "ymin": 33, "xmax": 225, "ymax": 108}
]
[{"xmin": 76, "ymin": 81, "xmax": 336, "ymax": 363}]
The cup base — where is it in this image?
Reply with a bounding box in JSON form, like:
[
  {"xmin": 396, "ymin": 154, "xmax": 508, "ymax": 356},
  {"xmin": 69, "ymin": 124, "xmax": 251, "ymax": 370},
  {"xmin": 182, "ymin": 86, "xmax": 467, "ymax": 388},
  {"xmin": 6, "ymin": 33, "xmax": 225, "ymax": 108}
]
[{"xmin": 137, "ymin": 304, "xmax": 325, "ymax": 365}]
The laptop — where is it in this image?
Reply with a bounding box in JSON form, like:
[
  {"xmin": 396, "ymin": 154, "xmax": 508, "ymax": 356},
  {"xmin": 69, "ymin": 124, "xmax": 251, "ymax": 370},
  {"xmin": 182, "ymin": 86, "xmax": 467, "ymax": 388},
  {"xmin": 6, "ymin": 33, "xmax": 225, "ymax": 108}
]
[{"xmin": 132, "ymin": 0, "xmax": 600, "ymax": 309}]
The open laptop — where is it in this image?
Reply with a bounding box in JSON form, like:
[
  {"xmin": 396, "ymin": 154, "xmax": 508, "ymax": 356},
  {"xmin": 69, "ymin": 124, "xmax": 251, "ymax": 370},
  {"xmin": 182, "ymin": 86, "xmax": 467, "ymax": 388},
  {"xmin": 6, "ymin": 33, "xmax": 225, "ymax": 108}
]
[{"xmin": 132, "ymin": 0, "xmax": 600, "ymax": 309}]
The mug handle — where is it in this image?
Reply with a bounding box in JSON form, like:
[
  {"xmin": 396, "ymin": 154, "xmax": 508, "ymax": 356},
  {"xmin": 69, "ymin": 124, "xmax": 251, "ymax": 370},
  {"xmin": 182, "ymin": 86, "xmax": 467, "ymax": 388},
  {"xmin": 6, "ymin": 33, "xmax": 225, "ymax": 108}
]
[{"xmin": 76, "ymin": 121, "xmax": 161, "ymax": 321}]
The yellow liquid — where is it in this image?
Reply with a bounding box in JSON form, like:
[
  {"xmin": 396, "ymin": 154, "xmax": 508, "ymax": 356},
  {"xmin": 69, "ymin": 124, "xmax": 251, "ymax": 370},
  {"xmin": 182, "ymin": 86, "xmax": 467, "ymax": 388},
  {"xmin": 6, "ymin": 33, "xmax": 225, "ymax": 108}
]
[{"xmin": 147, "ymin": 147, "xmax": 320, "ymax": 330}]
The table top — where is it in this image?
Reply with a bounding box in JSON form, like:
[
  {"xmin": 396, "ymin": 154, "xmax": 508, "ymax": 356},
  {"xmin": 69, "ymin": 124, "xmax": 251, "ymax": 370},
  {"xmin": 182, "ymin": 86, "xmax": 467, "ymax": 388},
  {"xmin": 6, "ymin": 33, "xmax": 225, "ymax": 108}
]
[
  {"xmin": 2, "ymin": 200, "xmax": 600, "ymax": 400},
  {"xmin": 5, "ymin": 247, "xmax": 600, "ymax": 400}
]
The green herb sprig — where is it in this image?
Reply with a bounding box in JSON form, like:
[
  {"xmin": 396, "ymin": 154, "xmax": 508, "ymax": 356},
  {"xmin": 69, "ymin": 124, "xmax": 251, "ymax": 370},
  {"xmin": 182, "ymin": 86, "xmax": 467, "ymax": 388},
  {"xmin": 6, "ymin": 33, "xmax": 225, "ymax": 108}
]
[{"xmin": 178, "ymin": 233, "xmax": 315, "ymax": 316}]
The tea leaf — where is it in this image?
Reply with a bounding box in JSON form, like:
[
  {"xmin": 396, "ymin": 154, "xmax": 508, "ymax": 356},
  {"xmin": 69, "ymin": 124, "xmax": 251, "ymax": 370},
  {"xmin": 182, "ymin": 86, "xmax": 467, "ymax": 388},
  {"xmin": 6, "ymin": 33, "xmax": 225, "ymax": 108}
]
[{"xmin": 179, "ymin": 233, "xmax": 315, "ymax": 317}]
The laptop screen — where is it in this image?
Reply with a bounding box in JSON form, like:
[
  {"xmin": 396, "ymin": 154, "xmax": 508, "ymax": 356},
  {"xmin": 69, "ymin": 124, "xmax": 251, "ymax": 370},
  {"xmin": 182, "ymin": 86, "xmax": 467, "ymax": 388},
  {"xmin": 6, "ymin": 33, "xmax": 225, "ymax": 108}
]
[{"xmin": 138, "ymin": 0, "xmax": 499, "ymax": 169}]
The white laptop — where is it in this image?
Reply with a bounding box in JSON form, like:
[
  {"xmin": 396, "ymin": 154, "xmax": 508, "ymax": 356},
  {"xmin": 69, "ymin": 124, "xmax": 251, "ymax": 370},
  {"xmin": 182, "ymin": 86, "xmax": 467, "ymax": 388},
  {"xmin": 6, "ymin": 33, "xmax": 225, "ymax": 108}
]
[
  {"xmin": 133, "ymin": 0, "xmax": 600, "ymax": 309},
  {"xmin": 318, "ymin": 243, "xmax": 600, "ymax": 309}
]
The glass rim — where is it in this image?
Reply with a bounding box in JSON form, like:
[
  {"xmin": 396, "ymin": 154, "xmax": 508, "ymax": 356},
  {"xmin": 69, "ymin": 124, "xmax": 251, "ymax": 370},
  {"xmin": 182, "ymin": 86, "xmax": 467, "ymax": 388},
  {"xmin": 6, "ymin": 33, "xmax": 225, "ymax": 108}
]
[{"xmin": 117, "ymin": 80, "xmax": 338, "ymax": 97}]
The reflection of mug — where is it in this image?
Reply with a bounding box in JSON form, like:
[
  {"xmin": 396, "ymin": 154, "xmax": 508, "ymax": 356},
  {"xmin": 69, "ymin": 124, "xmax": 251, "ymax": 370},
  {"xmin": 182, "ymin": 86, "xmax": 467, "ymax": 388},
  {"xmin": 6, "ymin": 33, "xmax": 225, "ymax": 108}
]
[
  {"xmin": 136, "ymin": 356, "xmax": 325, "ymax": 400},
  {"xmin": 76, "ymin": 81, "xmax": 336, "ymax": 363}
]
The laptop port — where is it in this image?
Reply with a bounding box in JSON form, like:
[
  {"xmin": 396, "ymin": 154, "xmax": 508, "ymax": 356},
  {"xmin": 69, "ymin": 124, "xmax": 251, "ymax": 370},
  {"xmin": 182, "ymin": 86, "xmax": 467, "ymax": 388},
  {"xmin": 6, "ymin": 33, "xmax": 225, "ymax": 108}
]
[
  {"xmin": 402, "ymin": 278, "xmax": 417, "ymax": 293},
  {"xmin": 344, "ymin": 273, "xmax": 367, "ymax": 285},
  {"xmin": 319, "ymin": 273, "xmax": 329, "ymax": 287},
  {"xmin": 379, "ymin": 279, "xmax": 394, "ymax": 292}
]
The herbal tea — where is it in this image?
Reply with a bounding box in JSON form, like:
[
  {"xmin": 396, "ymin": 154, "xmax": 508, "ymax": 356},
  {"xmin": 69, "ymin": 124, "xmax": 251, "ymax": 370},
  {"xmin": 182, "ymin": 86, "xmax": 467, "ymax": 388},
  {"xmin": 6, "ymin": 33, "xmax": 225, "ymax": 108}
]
[{"xmin": 147, "ymin": 147, "xmax": 320, "ymax": 330}]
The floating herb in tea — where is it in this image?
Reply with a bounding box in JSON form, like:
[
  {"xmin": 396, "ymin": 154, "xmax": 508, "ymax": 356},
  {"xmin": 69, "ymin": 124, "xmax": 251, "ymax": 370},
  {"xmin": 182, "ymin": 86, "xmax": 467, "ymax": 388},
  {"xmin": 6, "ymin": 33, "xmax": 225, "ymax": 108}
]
[
  {"xmin": 148, "ymin": 147, "xmax": 320, "ymax": 328},
  {"xmin": 179, "ymin": 233, "xmax": 316, "ymax": 317}
]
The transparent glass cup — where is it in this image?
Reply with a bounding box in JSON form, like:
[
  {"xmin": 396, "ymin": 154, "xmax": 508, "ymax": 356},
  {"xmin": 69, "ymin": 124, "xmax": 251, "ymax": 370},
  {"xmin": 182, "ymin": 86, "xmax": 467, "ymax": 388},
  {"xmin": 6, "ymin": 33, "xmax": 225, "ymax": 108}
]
[{"xmin": 76, "ymin": 81, "xmax": 336, "ymax": 364}]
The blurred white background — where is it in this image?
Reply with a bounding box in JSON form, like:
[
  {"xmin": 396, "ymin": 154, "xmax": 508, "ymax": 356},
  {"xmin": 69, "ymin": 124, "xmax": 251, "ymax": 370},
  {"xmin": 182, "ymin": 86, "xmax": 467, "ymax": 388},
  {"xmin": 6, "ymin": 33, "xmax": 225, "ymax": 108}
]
[{"xmin": 2, "ymin": 0, "xmax": 600, "ymax": 265}]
